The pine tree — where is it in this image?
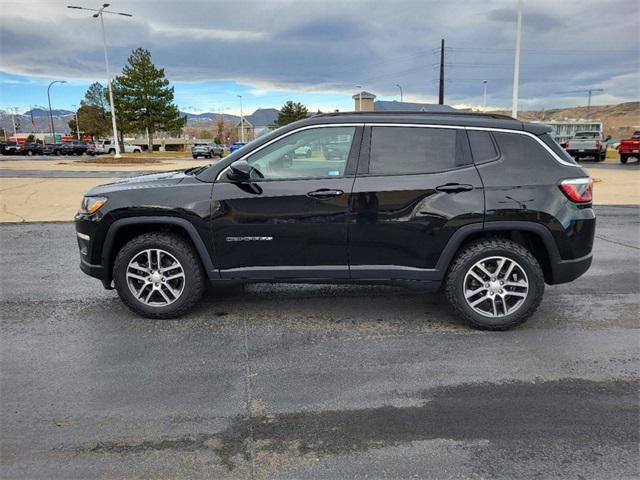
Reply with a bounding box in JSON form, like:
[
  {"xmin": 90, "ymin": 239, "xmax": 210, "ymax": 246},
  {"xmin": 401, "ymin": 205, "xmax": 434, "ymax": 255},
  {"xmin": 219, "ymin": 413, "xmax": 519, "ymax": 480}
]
[
  {"xmin": 274, "ymin": 101, "xmax": 308, "ymax": 128},
  {"xmin": 112, "ymin": 48, "xmax": 186, "ymax": 150},
  {"xmin": 68, "ymin": 82, "xmax": 111, "ymax": 139}
]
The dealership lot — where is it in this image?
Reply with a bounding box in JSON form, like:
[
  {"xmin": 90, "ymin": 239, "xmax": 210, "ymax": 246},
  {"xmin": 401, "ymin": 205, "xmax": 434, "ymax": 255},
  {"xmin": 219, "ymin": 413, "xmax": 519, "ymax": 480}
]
[{"xmin": 1, "ymin": 206, "xmax": 638, "ymax": 479}]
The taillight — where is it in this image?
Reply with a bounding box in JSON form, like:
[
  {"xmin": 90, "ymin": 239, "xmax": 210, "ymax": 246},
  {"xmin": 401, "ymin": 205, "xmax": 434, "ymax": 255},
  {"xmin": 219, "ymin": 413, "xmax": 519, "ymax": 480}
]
[
  {"xmin": 565, "ymin": 141, "xmax": 570, "ymax": 149},
  {"xmin": 595, "ymin": 140, "xmax": 601, "ymax": 149},
  {"xmin": 560, "ymin": 177, "xmax": 593, "ymax": 203}
]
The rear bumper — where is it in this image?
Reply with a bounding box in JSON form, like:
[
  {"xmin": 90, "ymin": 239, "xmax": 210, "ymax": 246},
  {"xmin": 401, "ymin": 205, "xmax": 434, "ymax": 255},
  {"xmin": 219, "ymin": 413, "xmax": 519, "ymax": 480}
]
[
  {"xmin": 548, "ymin": 252, "xmax": 592, "ymax": 285},
  {"xmin": 566, "ymin": 148, "xmax": 600, "ymax": 156}
]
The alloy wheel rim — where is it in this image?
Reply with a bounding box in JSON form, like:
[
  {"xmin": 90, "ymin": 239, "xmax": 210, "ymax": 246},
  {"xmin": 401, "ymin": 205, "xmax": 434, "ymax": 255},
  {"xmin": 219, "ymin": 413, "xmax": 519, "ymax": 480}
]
[
  {"xmin": 463, "ymin": 256, "xmax": 529, "ymax": 318},
  {"xmin": 126, "ymin": 249, "xmax": 185, "ymax": 307}
]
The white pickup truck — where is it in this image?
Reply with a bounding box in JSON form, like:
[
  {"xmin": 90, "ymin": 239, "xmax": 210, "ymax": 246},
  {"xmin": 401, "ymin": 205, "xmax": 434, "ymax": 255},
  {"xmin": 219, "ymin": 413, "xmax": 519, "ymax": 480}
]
[
  {"xmin": 564, "ymin": 131, "xmax": 607, "ymax": 162},
  {"xmin": 95, "ymin": 139, "xmax": 142, "ymax": 155}
]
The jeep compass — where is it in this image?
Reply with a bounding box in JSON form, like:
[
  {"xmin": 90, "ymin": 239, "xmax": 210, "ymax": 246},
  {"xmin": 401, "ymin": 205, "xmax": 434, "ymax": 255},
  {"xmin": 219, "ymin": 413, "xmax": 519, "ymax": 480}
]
[{"xmin": 75, "ymin": 112, "xmax": 595, "ymax": 330}]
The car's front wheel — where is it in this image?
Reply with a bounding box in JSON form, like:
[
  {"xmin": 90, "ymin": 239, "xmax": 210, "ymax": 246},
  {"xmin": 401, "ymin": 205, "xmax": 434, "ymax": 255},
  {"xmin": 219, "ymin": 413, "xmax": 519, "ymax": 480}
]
[
  {"xmin": 113, "ymin": 233, "xmax": 205, "ymax": 318},
  {"xmin": 445, "ymin": 238, "xmax": 544, "ymax": 330}
]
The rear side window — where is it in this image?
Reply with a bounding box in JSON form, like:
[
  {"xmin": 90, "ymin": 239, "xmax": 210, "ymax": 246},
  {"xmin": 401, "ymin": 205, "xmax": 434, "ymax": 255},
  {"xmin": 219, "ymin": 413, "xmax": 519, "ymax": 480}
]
[
  {"xmin": 467, "ymin": 130, "xmax": 498, "ymax": 163},
  {"xmin": 493, "ymin": 132, "xmax": 559, "ymax": 167},
  {"xmin": 539, "ymin": 133, "xmax": 577, "ymax": 165},
  {"xmin": 369, "ymin": 127, "xmax": 459, "ymax": 175}
]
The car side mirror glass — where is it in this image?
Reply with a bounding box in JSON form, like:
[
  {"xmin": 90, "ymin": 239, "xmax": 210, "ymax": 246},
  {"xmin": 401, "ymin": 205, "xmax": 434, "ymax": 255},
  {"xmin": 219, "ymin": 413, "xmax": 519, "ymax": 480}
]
[{"xmin": 227, "ymin": 159, "xmax": 252, "ymax": 182}]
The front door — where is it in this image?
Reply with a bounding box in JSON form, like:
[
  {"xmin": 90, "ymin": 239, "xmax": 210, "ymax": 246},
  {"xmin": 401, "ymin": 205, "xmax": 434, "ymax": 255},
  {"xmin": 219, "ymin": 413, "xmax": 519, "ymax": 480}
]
[
  {"xmin": 212, "ymin": 125, "xmax": 362, "ymax": 280},
  {"xmin": 348, "ymin": 125, "xmax": 484, "ymax": 280}
]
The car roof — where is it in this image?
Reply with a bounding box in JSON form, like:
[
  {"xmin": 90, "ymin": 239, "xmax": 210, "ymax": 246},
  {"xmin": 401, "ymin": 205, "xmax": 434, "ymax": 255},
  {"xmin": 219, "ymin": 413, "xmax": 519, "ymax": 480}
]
[{"xmin": 292, "ymin": 111, "xmax": 551, "ymax": 135}]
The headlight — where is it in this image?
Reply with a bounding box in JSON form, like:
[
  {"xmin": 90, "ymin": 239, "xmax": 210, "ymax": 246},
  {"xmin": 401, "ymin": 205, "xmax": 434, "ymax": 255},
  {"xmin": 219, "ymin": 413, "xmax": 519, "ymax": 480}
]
[{"xmin": 80, "ymin": 196, "xmax": 108, "ymax": 214}]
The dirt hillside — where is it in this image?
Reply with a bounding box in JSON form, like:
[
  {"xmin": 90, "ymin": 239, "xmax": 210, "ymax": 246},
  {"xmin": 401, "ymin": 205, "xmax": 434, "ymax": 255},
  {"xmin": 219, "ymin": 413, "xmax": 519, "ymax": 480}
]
[{"xmin": 491, "ymin": 102, "xmax": 639, "ymax": 138}]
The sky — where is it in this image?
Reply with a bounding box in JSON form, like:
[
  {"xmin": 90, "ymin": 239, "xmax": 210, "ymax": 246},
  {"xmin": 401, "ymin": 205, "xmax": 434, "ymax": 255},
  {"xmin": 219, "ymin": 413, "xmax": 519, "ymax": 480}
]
[{"xmin": 0, "ymin": 0, "xmax": 638, "ymax": 115}]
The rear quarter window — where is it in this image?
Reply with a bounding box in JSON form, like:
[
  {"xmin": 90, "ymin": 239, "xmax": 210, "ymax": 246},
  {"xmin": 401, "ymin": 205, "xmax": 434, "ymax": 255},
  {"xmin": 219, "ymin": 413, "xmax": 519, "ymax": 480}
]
[{"xmin": 539, "ymin": 133, "xmax": 577, "ymax": 165}]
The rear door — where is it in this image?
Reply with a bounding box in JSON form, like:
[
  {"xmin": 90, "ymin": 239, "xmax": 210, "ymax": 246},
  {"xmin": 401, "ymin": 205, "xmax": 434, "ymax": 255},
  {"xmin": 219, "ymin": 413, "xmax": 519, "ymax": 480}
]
[{"xmin": 348, "ymin": 125, "xmax": 484, "ymax": 280}]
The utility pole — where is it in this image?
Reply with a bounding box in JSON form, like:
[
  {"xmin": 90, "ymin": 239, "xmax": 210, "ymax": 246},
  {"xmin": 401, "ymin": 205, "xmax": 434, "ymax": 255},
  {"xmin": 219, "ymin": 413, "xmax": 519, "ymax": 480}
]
[
  {"xmin": 511, "ymin": 0, "xmax": 523, "ymax": 118},
  {"xmin": 438, "ymin": 39, "xmax": 445, "ymax": 105},
  {"xmin": 67, "ymin": 4, "xmax": 132, "ymax": 158}
]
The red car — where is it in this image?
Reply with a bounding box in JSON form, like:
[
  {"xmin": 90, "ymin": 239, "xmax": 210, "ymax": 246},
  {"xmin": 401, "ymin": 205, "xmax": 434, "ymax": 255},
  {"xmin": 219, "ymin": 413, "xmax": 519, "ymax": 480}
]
[{"xmin": 618, "ymin": 131, "xmax": 640, "ymax": 164}]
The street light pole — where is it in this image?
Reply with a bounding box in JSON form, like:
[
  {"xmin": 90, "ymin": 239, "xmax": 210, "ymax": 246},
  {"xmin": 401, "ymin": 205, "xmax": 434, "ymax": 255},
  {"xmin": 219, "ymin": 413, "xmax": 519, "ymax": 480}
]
[
  {"xmin": 511, "ymin": 0, "xmax": 523, "ymax": 118},
  {"xmin": 72, "ymin": 104, "xmax": 81, "ymax": 139},
  {"xmin": 47, "ymin": 80, "xmax": 67, "ymax": 142},
  {"xmin": 396, "ymin": 84, "xmax": 403, "ymax": 103},
  {"xmin": 482, "ymin": 80, "xmax": 488, "ymax": 110},
  {"xmin": 68, "ymin": 4, "xmax": 132, "ymax": 158},
  {"xmin": 237, "ymin": 95, "xmax": 244, "ymax": 143}
]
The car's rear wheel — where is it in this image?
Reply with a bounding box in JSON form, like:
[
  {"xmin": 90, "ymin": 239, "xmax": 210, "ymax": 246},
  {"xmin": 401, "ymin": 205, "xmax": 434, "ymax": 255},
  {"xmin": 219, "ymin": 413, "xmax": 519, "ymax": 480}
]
[
  {"xmin": 620, "ymin": 154, "xmax": 628, "ymax": 164},
  {"xmin": 113, "ymin": 233, "xmax": 205, "ymax": 319},
  {"xmin": 445, "ymin": 238, "xmax": 544, "ymax": 330}
]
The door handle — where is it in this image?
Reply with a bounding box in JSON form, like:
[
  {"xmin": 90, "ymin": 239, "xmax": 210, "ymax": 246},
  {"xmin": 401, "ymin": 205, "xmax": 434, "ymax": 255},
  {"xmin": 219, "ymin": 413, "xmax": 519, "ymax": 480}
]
[
  {"xmin": 307, "ymin": 189, "xmax": 344, "ymax": 199},
  {"xmin": 435, "ymin": 183, "xmax": 474, "ymax": 193}
]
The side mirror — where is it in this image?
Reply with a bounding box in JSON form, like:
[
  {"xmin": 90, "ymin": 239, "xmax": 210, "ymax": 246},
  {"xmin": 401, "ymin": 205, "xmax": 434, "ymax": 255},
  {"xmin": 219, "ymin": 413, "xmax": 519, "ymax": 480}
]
[{"xmin": 226, "ymin": 159, "xmax": 251, "ymax": 182}]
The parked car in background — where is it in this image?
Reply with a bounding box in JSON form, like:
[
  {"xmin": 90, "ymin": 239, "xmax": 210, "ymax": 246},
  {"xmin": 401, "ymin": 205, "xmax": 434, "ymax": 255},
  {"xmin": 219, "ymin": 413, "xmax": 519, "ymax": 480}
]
[
  {"xmin": 0, "ymin": 141, "xmax": 7, "ymax": 154},
  {"xmin": 95, "ymin": 139, "xmax": 142, "ymax": 154},
  {"xmin": 617, "ymin": 131, "xmax": 640, "ymax": 164},
  {"xmin": 60, "ymin": 140, "xmax": 90, "ymax": 156},
  {"xmin": 26, "ymin": 143, "xmax": 44, "ymax": 155},
  {"xmin": 75, "ymin": 111, "xmax": 595, "ymax": 330},
  {"xmin": 229, "ymin": 142, "xmax": 248, "ymax": 153},
  {"xmin": 322, "ymin": 141, "xmax": 351, "ymax": 161},
  {"xmin": 42, "ymin": 143, "xmax": 64, "ymax": 155},
  {"xmin": 564, "ymin": 131, "xmax": 606, "ymax": 161},
  {"xmin": 86, "ymin": 142, "xmax": 97, "ymax": 156},
  {"xmin": 294, "ymin": 145, "xmax": 313, "ymax": 157},
  {"xmin": 2, "ymin": 141, "xmax": 27, "ymax": 155},
  {"xmin": 192, "ymin": 142, "xmax": 224, "ymax": 159}
]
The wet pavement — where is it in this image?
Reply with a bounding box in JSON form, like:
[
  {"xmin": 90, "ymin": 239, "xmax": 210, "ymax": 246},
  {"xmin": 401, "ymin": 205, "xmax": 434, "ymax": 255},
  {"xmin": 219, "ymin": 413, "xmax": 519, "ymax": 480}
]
[{"xmin": 1, "ymin": 206, "xmax": 639, "ymax": 479}]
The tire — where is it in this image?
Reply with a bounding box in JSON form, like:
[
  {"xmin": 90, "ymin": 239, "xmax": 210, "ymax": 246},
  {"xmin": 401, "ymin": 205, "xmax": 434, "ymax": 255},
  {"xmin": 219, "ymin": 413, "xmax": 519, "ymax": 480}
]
[
  {"xmin": 599, "ymin": 150, "xmax": 607, "ymax": 162},
  {"xmin": 113, "ymin": 232, "xmax": 205, "ymax": 319},
  {"xmin": 620, "ymin": 155, "xmax": 628, "ymax": 164},
  {"xmin": 445, "ymin": 238, "xmax": 544, "ymax": 330},
  {"xmin": 193, "ymin": 155, "xmax": 198, "ymax": 159}
]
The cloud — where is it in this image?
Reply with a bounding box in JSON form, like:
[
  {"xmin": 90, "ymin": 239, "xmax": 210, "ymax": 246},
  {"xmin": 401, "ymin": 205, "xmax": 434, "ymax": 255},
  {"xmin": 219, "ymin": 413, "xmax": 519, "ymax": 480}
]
[{"xmin": 0, "ymin": 0, "xmax": 638, "ymax": 109}]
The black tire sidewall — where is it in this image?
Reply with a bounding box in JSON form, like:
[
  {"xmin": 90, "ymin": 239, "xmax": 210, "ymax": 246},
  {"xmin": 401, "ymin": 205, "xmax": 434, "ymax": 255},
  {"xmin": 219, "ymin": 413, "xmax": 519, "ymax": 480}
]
[
  {"xmin": 113, "ymin": 234, "xmax": 204, "ymax": 318},
  {"xmin": 447, "ymin": 243, "xmax": 544, "ymax": 329}
]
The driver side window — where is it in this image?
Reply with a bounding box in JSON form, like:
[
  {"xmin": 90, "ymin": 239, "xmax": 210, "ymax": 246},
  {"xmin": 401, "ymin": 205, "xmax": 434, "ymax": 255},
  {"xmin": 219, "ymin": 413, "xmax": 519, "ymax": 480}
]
[{"xmin": 246, "ymin": 127, "xmax": 356, "ymax": 180}]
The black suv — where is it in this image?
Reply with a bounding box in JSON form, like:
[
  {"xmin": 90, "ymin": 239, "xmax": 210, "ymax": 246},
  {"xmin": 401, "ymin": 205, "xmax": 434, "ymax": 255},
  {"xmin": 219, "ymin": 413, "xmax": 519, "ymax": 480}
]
[{"xmin": 75, "ymin": 112, "xmax": 595, "ymax": 330}]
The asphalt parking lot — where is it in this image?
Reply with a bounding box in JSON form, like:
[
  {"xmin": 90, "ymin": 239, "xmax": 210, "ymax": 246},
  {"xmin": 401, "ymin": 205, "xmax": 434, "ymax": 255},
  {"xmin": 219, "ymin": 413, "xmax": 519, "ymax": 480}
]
[{"xmin": 1, "ymin": 206, "xmax": 639, "ymax": 479}]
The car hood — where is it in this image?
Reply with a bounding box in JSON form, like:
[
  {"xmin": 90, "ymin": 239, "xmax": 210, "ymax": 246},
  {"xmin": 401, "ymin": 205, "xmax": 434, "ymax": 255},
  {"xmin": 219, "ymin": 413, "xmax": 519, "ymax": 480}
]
[{"xmin": 86, "ymin": 170, "xmax": 191, "ymax": 196}]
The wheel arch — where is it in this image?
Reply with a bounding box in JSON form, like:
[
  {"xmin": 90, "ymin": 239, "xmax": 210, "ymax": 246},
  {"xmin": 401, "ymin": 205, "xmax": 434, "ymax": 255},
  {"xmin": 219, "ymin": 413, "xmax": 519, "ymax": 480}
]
[
  {"xmin": 436, "ymin": 222, "xmax": 560, "ymax": 283},
  {"xmin": 102, "ymin": 216, "xmax": 216, "ymax": 286}
]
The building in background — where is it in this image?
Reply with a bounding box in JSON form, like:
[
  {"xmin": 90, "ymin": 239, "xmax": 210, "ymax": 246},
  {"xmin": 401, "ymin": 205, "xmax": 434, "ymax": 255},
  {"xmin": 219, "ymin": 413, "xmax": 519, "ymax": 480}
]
[
  {"xmin": 236, "ymin": 108, "xmax": 280, "ymax": 140},
  {"xmin": 352, "ymin": 91, "xmax": 466, "ymax": 113}
]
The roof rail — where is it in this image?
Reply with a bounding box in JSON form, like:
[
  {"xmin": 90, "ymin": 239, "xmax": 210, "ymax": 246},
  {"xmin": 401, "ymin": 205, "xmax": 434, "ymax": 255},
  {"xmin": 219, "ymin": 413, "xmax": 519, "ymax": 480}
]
[{"xmin": 313, "ymin": 111, "xmax": 516, "ymax": 121}]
